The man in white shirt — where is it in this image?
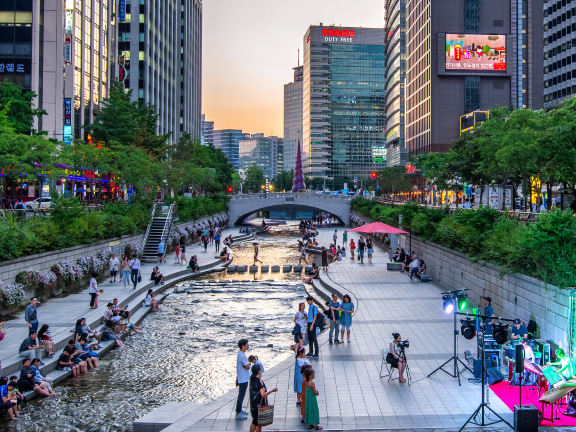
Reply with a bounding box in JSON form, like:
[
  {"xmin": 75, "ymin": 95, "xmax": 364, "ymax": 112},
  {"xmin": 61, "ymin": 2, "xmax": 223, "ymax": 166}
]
[
  {"xmin": 235, "ymin": 339, "xmax": 250, "ymax": 420},
  {"xmin": 409, "ymin": 255, "xmax": 420, "ymax": 281},
  {"xmin": 130, "ymin": 257, "xmax": 141, "ymax": 289},
  {"xmin": 109, "ymin": 254, "xmax": 120, "ymax": 283}
]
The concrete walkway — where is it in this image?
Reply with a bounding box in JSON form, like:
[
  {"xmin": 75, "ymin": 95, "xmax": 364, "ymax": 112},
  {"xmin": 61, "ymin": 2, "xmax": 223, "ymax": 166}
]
[
  {"xmin": 0, "ymin": 229, "xmax": 234, "ymax": 380},
  {"xmin": 142, "ymin": 227, "xmax": 562, "ymax": 432}
]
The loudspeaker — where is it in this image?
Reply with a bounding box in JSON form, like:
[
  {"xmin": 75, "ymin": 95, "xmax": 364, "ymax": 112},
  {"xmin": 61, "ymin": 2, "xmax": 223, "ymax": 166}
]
[
  {"xmin": 515, "ymin": 344, "xmax": 525, "ymax": 373},
  {"xmin": 514, "ymin": 405, "xmax": 539, "ymax": 431},
  {"xmin": 473, "ymin": 359, "xmax": 482, "ymax": 379},
  {"xmin": 486, "ymin": 367, "xmax": 504, "ymax": 385}
]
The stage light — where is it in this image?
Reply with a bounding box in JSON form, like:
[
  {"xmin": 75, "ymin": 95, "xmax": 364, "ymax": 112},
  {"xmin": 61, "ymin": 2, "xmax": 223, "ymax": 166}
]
[
  {"xmin": 457, "ymin": 293, "xmax": 468, "ymax": 311},
  {"xmin": 492, "ymin": 323, "xmax": 509, "ymax": 345},
  {"xmin": 460, "ymin": 318, "xmax": 476, "ymax": 340},
  {"xmin": 442, "ymin": 295, "xmax": 454, "ymax": 314}
]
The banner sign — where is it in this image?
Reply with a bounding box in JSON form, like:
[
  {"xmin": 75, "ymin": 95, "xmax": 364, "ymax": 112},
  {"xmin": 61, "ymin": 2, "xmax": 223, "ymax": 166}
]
[
  {"xmin": 64, "ymin": 99, "xmax": 72, "ymax": 125},
  {"xmin": 64, "ymin": 36, "xmax": 72, "ymax": 64},
  {"xmin": 119, "ymin": 0, "xmax": 126, "ymax": 22}
]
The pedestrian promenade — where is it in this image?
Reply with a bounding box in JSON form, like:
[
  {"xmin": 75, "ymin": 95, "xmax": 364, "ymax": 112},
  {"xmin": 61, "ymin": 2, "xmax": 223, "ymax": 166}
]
[
  {"xmin": 0, "ymin": 229, "xmax": 234, "ymax": 380},
  {"xmin": 152, "ymin": 227, "xmax": 554, "ymax": 432}
]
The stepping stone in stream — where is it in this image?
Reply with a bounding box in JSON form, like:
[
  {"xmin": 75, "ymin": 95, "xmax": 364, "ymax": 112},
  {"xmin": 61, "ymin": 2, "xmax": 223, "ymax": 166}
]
[
  {"xmin": 249, "ymin": 265, "xmax": 259, "ymax": 273},
  {"xmin": 283, "ymin": 265, "xmax": 292, "ymax": 273},
  {"xmin": 237, "ymin": 265, "xmax": 247, "ymax": 273},
  {"xmin": 271, "ymin": 265, "xmax": 281, "ymax": 273},
  {"xmin": 227, "ymin": 265, "xmax": 237, "ymax": 273},
  {"xmin": 261, "ymin": 265, "xmax": 269, "ymax": 273},
  {"xmin": 304, "ymin": 265, "xmax": 313, "ymax": 274},
  {"xmin": 293, "ymin": 265, "xmax": 303, "ymax": 273}
]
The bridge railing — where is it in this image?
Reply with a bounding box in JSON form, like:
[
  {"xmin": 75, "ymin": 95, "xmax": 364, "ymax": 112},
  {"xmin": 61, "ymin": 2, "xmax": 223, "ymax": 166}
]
[{"xmin": 230, "ymin": 192, "xmax": 352, "ymax": 201}]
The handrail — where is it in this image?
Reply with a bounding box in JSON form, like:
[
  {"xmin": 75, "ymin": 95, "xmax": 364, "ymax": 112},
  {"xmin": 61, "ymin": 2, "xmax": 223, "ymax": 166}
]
[
  {"xmin": 159, "ymin": 204, "xmax": 174, "ymax": 247},
  {"xmin": 140, "ymin": 203, "xmax": 157, "ymax": 253}
]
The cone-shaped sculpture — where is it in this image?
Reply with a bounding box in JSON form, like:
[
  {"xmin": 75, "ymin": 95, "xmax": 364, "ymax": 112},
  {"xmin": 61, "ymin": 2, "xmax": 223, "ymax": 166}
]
[{"xmin": 292, "ymin": 140, "xmax": 306, "ymax": 192}]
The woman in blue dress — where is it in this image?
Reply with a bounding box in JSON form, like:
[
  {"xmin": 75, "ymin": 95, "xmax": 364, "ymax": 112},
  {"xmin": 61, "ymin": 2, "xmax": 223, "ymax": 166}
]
[
  {"xmin": 293, "ymin": 347, "xmax": 308, "ymax": 406},
  {"xmin": 339, "ymin": 294, "xmax": 355, "ymax": 343}
]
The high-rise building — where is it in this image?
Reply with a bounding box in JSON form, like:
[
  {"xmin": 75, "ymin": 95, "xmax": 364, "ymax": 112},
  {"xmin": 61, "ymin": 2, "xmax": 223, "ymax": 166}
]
[
  {"xmin": 117, "ymin": 0, "xmax": 202, "ymax": 144},
  {"xmin": 404, "ymin": 0, "xmax": 544, "ymax": 157},
  {"xmin": 201, "ymin": 114, "xmax": 214, "ymax": 145},
  {"xmin": 239, "ymin": 135, "xmax": 284, "ymax": 181},
  {"xmin": 283, "ymin": 65, "xmax": 303, "ymax": 172},
  {"xmin": 0, "ymin": 0, "xmax": 117, "ymax": 140},
  {"xmin": 213, "ymin": 129, "xmax": 250, "ymax": 170},
  {"xmin": 384, "ymin": 0, "xmax": 407, "ymax": 167},
  {"xmin": 302, "ymin": 25, "xmax": 387, "ymax": 180},
  {"xmin": 543, "ymin": 0, "xmax": 576, "ymax": 107}
]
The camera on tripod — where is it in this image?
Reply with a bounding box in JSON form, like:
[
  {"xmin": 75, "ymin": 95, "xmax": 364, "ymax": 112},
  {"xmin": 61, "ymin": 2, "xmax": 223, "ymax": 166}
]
[{"xmin": 398, "ymin": 340, "xmax": 409, "ymax": 349}]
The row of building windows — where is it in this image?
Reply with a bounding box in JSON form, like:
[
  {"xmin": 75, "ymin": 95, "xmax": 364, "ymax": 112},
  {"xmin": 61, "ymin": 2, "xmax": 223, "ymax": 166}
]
[
  {"xmin": 545, "ymin": 68, "xmax": 576, "ymax": 85},
  {"xmin": 544, "ymin": 52, "xmax": 576, "ymax": 73},
  {"xmin": 544, "ymin": 85, "xmax": 576, "ymax": 101},
  {"xmin": 545, "ymin": 0, "xmax": 572, "ymax": 18},
  {"xmin": 544, "ymin": 7, "xmax": 575, "ymax": 30},
  {"xmin": 544, "ymin": 23, "xmax": 576, "ymax": 44},
  {"xmin": 545, "ymin": 37, "xmax": 574, "ymax": 58}
]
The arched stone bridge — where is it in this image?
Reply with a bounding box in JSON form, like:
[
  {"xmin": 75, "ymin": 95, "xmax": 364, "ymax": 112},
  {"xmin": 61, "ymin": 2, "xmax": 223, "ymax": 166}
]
[{"xmin": 228, "ymin": 193, "xmax": 352, "ymax": 226}]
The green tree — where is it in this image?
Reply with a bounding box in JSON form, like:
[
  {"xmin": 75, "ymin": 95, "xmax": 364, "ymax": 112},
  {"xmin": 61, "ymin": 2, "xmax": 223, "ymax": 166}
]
[
  {"xmin": 377, "ymin": 166, "xmax": 413, "ymax": 196},
  {"xmin": 243, "ymin": 164, "xmax": 266, "ymax": 193},
  {"xmin": 0, "ymin": 80, "xmax": 46, "ymax": 134},
  {"xmin": 271, "ymin": 170, "xmax": 294, "ymax": 192}
]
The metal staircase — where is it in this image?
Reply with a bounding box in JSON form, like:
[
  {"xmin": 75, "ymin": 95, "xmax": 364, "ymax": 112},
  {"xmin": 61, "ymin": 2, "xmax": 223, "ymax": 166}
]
[{"xmin": 141, "ymin": 203, "xmax": 177, "ymax": 263}]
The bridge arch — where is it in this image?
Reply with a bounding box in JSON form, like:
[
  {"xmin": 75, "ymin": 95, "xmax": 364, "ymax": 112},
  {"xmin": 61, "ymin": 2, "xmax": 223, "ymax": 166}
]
[{"xmin": 228, "ymin": 193, "xmax": 352, "ymax": 227}]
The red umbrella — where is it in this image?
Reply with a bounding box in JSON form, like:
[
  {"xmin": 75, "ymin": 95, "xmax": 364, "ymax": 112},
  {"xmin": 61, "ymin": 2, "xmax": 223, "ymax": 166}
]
[{"xmin": 349, "ymin": 222, "xmax": 408, "ymax": 235}]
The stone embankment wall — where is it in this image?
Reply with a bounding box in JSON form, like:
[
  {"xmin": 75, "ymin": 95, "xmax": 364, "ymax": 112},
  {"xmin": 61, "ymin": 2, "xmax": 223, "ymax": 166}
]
[
  {"xmin": 0, "ymin": 214, "xmax": 227, "ymax": 285},
  {"xmin": 350, "ymin": 211, "xmax": 570, "ymax": 348}
]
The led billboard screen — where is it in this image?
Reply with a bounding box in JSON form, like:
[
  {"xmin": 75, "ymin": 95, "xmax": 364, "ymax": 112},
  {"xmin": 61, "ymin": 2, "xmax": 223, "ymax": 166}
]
[{"xmin": 445, "ymin": 34, "xmax": 506, "ymax": 72}]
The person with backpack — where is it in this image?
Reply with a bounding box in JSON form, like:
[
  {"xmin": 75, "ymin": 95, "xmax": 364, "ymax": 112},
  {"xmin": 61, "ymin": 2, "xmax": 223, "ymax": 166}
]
[{"xmin": 305, "ymin": 297, "xmax": 319, "ymax": 358}]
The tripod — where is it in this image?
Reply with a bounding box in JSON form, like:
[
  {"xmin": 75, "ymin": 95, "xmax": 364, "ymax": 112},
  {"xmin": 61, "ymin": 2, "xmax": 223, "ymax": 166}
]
[
  {"xmin": 400, "ymin": 347, "xmax": 412, "ymax": 385},
  {"xmin": 428, "ymin": 305, "xmax": 473, "ymax": 386},
  {"xmin": 459, "ymin": 329, "xmax": 513, "ymax": 431}
]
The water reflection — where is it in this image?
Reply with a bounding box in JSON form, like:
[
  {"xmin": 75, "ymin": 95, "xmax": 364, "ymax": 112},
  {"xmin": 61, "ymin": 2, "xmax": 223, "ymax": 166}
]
[{"xmin": 2, "ymin": 226, "xmax": 308, "ymax": 432}]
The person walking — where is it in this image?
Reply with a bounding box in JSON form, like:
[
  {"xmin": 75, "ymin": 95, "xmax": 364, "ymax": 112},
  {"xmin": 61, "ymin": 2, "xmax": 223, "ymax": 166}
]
[
  {"xmin": 327, "ymin": 293, "xmax": 341, "ymax": 344},
  {"xmin": 108, "ymin": 254, "xmax": 119, "ymax": 283},
  {"xmin": 157, "ymin": 240, "xmax": 165, "ymax": 264},
  {"xmin": 235, "ymin": 339, "xmax": 250, "ymax": 420},
  {"xmin": 342, "ymin": 230, "xmax": 348, "ymax": 247},
  {"xmin": 209, "ymin": 226, "xmax": 215, "ymax": 245},
  {"xmin": 349, "ymin": 239, "xmax": 355, "ymax": 260},
  {"xmin": 88, "ymin": 273, "xmax": 99, "ymax": 309},
  {"xmin": 332, "ymin": 229, "xmax": 338, "ymax": 245},
  {"xmin": 357, "ymin": 236, "xmax": 366, "ymax": 264},
  {"xmin": 366, "ymin": 238, "xmax": 374, "ymax": 264},
  {"xmin": 339, "ymin": 294, "xmax": 355, "ymax": 343},
  {"xmin": 24, "ymin": 297, "xmax": 41, "ymax": 335},
  {"xmin": 253, "ymin": 242, "xmax": 263, "ymax": 265},
  {"xmin": 180, "ymin": 244, "xmax": 187, "ymax": 266},
  {"xmin": 305, "ymin": 296, "xmax": 319, "ymax": 358},
  {"xmin": 130, "ymin": 256, "xmax": 141, "ymax": 290},
  {"xmin": 299, "ymin": 248, "xmax": 309, "ymax": 266},
  {"xmin": 121, "ymin": 255, "xmax": 131, "ymax": 288},
  {"xmin": 214, "ymin": 231, "xmax": 221, "ymax": 252},
  {"xmin": 203, "ymin": 235, "xmax": 209, "ymax": 252}
]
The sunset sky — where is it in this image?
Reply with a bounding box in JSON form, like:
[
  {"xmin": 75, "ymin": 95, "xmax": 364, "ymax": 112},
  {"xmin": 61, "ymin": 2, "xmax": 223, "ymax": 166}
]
[{"xmin": 202, "ymin": 0, "xmax": 385, "ymax": 136}]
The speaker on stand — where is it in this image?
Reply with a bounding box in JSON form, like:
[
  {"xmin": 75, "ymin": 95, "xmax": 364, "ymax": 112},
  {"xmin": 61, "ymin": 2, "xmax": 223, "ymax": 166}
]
[{"xmin": 516, "ymin": 344, "xmax": 525, "ymax": 404}]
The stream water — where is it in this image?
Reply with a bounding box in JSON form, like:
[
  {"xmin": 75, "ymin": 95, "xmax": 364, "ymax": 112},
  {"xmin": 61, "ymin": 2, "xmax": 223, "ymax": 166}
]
[{"xmin": 1, "ymin": 225, "xmax": 307, "ymax": 432}]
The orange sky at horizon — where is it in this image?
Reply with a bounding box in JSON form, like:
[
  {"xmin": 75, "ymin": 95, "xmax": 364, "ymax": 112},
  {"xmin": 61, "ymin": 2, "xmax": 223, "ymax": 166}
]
[{"xmin": 202, "ymin": 0, "xmax": 385, "ymax": 136}]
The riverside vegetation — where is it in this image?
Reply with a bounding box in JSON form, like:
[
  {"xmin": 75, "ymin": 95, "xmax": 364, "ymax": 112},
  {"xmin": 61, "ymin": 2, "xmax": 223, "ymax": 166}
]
[{"xmin": 352, "ymin": 198, "xmax": 576, "ymax": 288}]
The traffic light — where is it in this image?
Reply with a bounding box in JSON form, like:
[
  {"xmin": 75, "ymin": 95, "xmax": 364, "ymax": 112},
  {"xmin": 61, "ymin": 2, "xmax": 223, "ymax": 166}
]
[
  {"xmin": 227, "ymin": 186, "xmax": 233, "ymax": 193},
  {"xmin": 371, "ymin": 172, "xmax": 377, "ymax": 178}
]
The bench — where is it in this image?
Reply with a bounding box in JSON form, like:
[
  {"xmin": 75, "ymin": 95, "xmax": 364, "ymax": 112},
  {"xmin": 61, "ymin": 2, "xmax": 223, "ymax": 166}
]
[{"xmin": 387, "ymin": 262, "xmax": 403, "ymax": 271}]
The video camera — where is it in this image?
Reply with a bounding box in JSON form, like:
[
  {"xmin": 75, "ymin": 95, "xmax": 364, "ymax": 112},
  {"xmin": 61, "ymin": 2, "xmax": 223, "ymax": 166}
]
[{"xmin": 398, "ymin": 340, "xmax": 409, "ymax": 349}]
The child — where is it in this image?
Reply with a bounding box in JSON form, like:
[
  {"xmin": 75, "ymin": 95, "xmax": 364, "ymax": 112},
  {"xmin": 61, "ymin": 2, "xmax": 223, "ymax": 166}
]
[
  {"xmin": 304, "ymin": 368, "xmax": 321, "ymax": 430},
  {"xmin": 248, "ymin": 355, "xmax": 265, "ymax": 374},
  {"xmin": 300, "ymin": 365, "xmax": 313, "ymax": 423},
  {"xmin": 174, "ymin": 245, "xmax": 180, "ymax": 264},
  {"xmin": 349, "ymin": 239, "xmax": 356, "ymax": 260},
  {"xmin": 2, "ymin": 382, "xmax": 19, "ymax": 420},
  {"xmin": 120, "ymin": 317, "xmax": 143, "ymax": 334}
]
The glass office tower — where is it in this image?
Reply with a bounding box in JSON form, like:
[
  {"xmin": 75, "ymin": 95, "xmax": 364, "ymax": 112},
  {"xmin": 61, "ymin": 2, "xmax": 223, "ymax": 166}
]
[
  {"xmin": 213, "ymin": 129, "xmax": 250, "ymax": 171},
  {"xmin": 302, "ymin": 25, "xmax": 387, "ymax": 180}
]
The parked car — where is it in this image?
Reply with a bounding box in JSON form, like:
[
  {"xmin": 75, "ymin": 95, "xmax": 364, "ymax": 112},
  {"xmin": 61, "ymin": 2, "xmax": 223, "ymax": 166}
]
[{"xmin": 26, "ymin": 197, "xmax": 52, "ymax": 210}]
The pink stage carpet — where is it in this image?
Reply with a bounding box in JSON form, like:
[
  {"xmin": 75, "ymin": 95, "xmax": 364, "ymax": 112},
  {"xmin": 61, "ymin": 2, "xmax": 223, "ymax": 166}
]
[{"xmin": 491, "ymin": 381, "xmax": 576, "ymax": 426}]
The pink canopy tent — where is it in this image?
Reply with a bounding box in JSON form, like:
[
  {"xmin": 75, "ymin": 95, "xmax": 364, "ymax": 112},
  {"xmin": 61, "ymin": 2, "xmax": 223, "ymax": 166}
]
[{"xmin": 349, "ymin": 222, "xmax": 408, "ymax": 235}]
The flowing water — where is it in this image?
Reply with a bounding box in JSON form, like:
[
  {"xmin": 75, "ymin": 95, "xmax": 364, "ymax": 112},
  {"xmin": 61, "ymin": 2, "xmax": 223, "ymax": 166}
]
[{"xmin": 1, "ymin": 225, "xmax": 308, "ymax": 432}]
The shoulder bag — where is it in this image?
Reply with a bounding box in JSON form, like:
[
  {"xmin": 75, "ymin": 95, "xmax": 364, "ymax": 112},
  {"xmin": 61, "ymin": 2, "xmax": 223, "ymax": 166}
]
[
  {"xmin": 257, "ymin": 382, "xmax": 274, "ymax": 427},
  {"xmin": 292, "ymin": 323, "xmax": 301, "ymax": 335}
]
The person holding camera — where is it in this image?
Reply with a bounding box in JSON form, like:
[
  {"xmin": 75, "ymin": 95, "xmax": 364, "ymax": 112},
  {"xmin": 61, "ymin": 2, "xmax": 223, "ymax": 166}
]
[{"xmin": 387, "ymin": 333, "xmax": 407, "ymax": 383}]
